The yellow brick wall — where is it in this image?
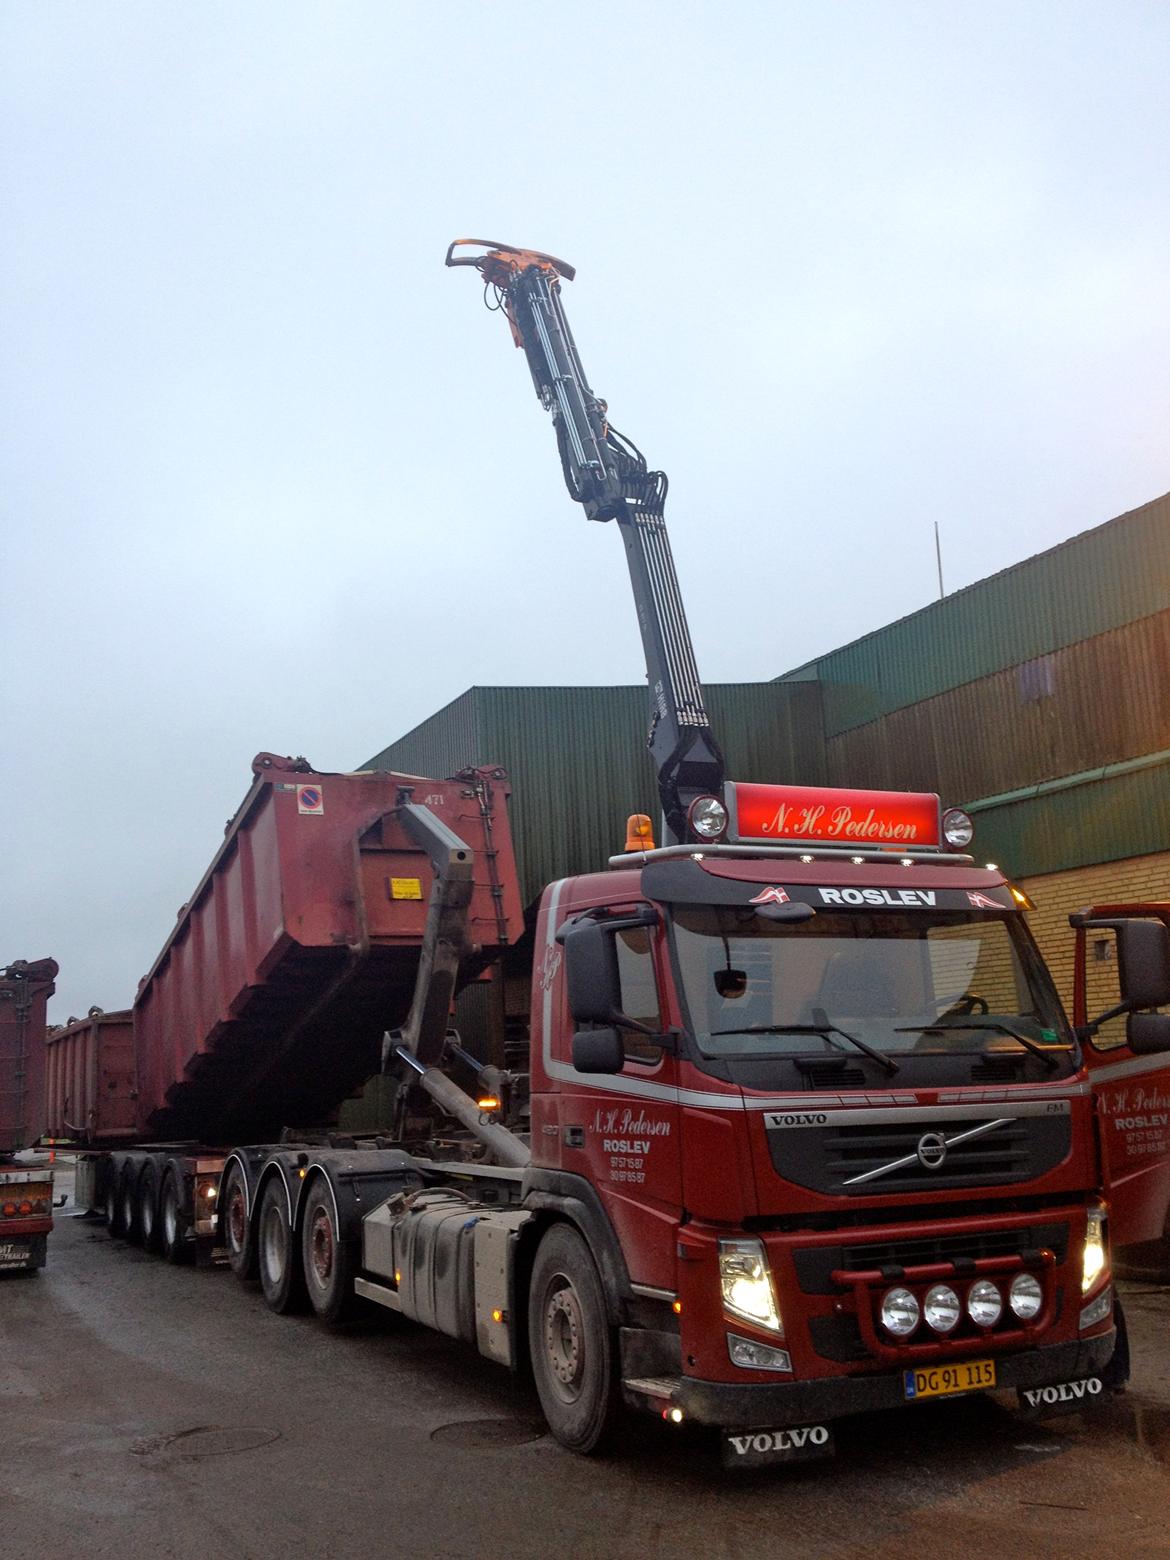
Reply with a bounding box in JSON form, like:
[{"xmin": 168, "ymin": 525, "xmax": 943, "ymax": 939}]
[{"xmin": 1016, "ymin": 850, "xmax": 1170, "ymax": 1035}]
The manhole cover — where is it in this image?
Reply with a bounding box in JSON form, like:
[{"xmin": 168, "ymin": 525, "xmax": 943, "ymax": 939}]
[
  {"xmin": 133, "ymin": 1425, "xmax": 282, "ymax": 1461},
  {"xmin": 430, "ymin": 1418, "xmax": 545, "ymax": 1448}
]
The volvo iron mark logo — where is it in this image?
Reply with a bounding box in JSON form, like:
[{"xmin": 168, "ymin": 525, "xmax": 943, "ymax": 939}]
[{"xmin": 916, "ymin": 1132, "xmax": 948, "ymax": 1171}]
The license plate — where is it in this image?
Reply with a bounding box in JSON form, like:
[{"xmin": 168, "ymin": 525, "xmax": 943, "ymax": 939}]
[{"xmin": 904, "ymin": 1358, "xmax": 996, "ymax": 1400}]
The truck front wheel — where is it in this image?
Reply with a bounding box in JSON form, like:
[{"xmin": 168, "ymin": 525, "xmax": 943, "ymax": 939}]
[
  {"xmin": 257, "ymin": 1177, "xmax": 305, "ymax": 1314},
  {"xmin": 528, "ymin": 1224, "xmax": 618, "ymax": 1455}
]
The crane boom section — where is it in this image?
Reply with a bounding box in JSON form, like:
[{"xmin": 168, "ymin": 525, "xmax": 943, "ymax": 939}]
[{"xmin": 446, "ymin": 239, "xmax": 724, "ymax": 841}]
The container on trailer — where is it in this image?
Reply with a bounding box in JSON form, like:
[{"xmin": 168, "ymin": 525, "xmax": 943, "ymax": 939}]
[
  {"xmin": 131, "ymin": 755, "xmax": 523, "ymax": 1144},
  {"xmin": 0, "ymin": 959, "xmax": 57, "ymax": 1157},
  {"xmin": 44, "ymin": 1009, "xmax": 136, "ymax": 1143}
]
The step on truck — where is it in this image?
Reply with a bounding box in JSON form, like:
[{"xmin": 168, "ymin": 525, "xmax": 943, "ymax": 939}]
[
  {"xmin": 0, "ymin": 959, "xmax": 58, "ymax": 1271},
  {"xmin": 61, "ymin": 242, "xmax": 1170, "ymax": 1468}
]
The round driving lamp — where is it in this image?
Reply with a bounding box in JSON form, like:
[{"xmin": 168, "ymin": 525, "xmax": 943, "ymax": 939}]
[
  {"xmin": 688, "ymin": 795, "xmax": 728, "ymax": 841},
  {"xmin": 966, "ymin": 1278, "xmax": 1003, "ymax": 1328},
  {"xmin": 942, "ymin": 808, "xmax": 974, "ymax": 849},
  {"xmin": 923, "ymin": 1284, "xmax": 962, "ymax": 1334},
  {"xmin": 1009, "ymin": 1272, "xmax": 1044, "ymax": 1321},
  {"xmin": 880, "ymin": 1286, "xmax": 920, "ymax": 1337}
]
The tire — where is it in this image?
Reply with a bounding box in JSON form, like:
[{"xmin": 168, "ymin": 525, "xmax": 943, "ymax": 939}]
[
  {"xmin": 121, "ymin": 1168, "xmax": 142, "ymax": 1245},
  {"xmin": 138, "ymin": 1162, "xmax": 161, "ymax": 1253},
  {"xmin": 160, "ymin": 1171, "xmax": 191, "ymax": 1265},
  {"xmin": 528, "ymin": 1224, "xmax": 619, "ymax": 1455},
  {"xmin": 257, "ymin": 1176, "xmax": 305, "ymax": 1314},
  {"xmin": 105, "ymin": 1164, "xmax": 126, "ymax": 1238},
  {"xmin": 221, "ymin": 1160, "xmax": 257, "ymax": 1281},
  {"xmin": 301, "ymin": 1175, "xmax": 357, "ymax": 1325}
]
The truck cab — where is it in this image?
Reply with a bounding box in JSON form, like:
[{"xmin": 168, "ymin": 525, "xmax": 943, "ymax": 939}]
[{"xmin": 523, "ymin": 784, "xmax": 1170, "ymax": 1462}]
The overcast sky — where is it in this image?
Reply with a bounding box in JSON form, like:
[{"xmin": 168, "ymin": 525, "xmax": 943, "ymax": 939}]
[{"xmin": 4, "ymin": 3, "xmax": 1169, "ymax": 1020}]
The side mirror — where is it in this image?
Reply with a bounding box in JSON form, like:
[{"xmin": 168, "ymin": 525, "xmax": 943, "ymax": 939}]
[
  {"xmin": 561, "ymin": 907, "xmax": 658, "ymax": 1025},
  {"xmin": 1116, "ymin": 919, "xmax": 1170, "ymax": 1009},
  {"xmin": 563, "ymin": 920, "xmax": 623, "ymax": 1024},
  {"xmin": 1127, "ymin": 1012, "xmax": 1170, "ymax": 1055},
  {"xmin": 572, "ymin": 1027, "xmax": 625, "ymax": 1074}
]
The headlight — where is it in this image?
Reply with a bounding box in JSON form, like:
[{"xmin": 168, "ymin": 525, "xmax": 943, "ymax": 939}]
[
  {"xmin": 718, "ymin": 1238, "xmax": 782, "ymax": 1333},
  {"xmin": 1082, "ymin": 1205, "xmax": 1107, "ymax": 1293},
  {"xmin": 1009, "ymin": 1272, "xmax": 1043, "ymax": 1320},
  {"xmin": 941, "ymin": 808, "xmax": 974, "ymax": 849},
  {"xmin": 923, "ymin": 1284, "xmax": 961, "ymax": 1333},
  {"xmin": 880, "ymin": 1286, "xmax": 920, "ymax": 1337},
  {"xmin": 966, "ymin": 1279, "xmax": 1003, "ymax": 1328},
  {"xmin": 688, "ymin": 795, "xmax": 728, "ymax": 841}
]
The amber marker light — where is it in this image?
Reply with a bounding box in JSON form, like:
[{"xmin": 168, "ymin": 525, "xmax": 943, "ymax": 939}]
[
  {"xmin": 477, "ymin": 1096, "xmax": 500, "ymax": 1112},
  {"xmin": 1010, "ymin": 885, "xmax": 1035, "ymax": 909},
  {"xmin": 672, "ymin": 1300, "xmax": 682, "ymax": 1314},
  {"xmin": 624, "ymin": 813, "xmax": 655, "ymax": 851},
  {"xmin": 492, "ymin": 1308, "xmax": 506, "ymax": 1323}
]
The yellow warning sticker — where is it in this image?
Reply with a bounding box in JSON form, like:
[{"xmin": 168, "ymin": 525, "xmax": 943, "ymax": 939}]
[{"xmin": 390, "ymin": 877, "xmax": 423, "ymax": 901}]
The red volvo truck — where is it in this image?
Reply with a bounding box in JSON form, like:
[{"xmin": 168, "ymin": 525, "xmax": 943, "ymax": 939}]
[
  {"xmin": 0, "ymin": 958, "xmax": 58, "ymax": 1271},
  {"xmin": 67, "ymin": 243, "xmax": 1170, "ymax": 1468}
]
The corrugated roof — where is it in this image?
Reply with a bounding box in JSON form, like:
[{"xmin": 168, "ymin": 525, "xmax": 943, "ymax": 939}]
[{"xmin": 781, "ymin": 491, "xmax": 1170, "ymax": 737}]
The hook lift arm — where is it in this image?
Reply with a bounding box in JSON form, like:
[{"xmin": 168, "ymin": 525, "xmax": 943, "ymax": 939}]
[{"xmin": 446, "ymin": 239, "xmax": 725, "ymax": 845}]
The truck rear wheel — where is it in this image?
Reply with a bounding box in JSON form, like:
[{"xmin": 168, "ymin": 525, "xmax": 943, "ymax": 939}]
[
  {"xmin": 528, "ymin": 1224, "xmax": 618, "ymax": 1455},
  {"xmin": 139, "ymin": 1162, "xmax": 161, "ymax": 1253},
  {"xmin": 222, "ymin": 1161, "xmax": 256, "ymax": 1281},
  {"xmin": 160, "ymin": 1171, "xmax": 190, "ymax": 1264},
  {"xmin": 257, "ymin": 1177, "xmax": 305, "ymax": 1314},
  {"xmin": 301, "ymin": 1177, "xmax": 356, "ymax": 1325}
]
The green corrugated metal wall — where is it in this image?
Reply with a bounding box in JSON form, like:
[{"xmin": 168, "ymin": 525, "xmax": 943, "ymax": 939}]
[
  {"xmin": 786, "ymin": 492, "xmax": 1170, "ymax": 738},
  {"xmin": 368, "ymin": 682, "xmax": 824, "ymax": 903},
  {"xmin": 969, "ymin": 755, "xmax": 1170, "ymax": 880}
]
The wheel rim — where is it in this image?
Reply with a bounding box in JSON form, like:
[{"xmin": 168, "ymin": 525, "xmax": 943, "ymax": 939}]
[
  {"xmin": 163, "ymin": 1186, "xmax": 177, "ymax": 1245},
  {"xmin": 227, "ymin": 1178, "xmax": 247, "ymax": 1252},
  {"xmin": 122, "ymin": 1185, "xmax": 134, "ymax": 1230},
  {"xmin": 142, "ymin": 1186, "xmax": 154, "ymax": 1238},
  {"xmin": 543, "ymin": 1276, "xmax": 585, "ymax": 1403},
  {"xmin": 309, "ymin": 1206, "xmax": 334, "ymax": 1288},
  {"xmin": 262, "ymin": 1205, "xmax": 286, "ymax": 1283}
]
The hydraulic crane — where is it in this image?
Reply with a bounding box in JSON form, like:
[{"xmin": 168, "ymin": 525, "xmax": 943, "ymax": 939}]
[{"xmin": 446, "ymin": 239, "xmax": 725, "ymax": 846}]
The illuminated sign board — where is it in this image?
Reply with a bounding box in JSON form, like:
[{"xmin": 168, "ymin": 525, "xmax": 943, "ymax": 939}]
[{"xmin": 727, "ymin": 782, "xmax": 941, "ymax": 848}]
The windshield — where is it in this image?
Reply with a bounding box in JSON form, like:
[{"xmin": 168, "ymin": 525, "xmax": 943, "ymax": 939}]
[{"xmin": 670, "ymin": 906, "xmax": 1070, "ymax": 1059}]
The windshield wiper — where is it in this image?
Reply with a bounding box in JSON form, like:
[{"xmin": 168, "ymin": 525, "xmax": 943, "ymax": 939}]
[
  {"xmin": 895, "ymin": 1017, "xmax": 1062, "ymax": 1072},
  {"xmin": 710, "ymin": 1011, "xmax": 898, "ymax": 1075}
]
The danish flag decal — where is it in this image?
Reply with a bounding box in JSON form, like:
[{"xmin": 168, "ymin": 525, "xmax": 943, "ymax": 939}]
[
  {"xmin": 749, "ymin": 886, "xmax": 790, "ymax": 906},
  {"xmin": 967, "ymin": 891, "xmax": 1000, "ymax": 910}
]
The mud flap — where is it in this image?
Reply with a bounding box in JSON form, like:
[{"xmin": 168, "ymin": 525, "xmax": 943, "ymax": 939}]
[{"xmin": 721, "ymin": 1422, "xmax": 835, "ymax": 1469}]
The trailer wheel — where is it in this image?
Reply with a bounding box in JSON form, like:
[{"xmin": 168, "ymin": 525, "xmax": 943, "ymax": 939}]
[
  {"xmin": 121, "ymin": 1168, "xmax": 142, "ymax": 1245},
  {"xmin": 105, "ymin": 1165, "xmax": 126, "ymax": 1238},
  {"xmin": 222, "ymin": 1161, "xmax": 257, "ymax": 1281},
  {"xmin": 139, "ymin": 1162, "xmax": 162, "ymax": 1253},
  {"xmin": 257, "ymin": 1177, "xmax": 305, "ymax": 1314},
  {"xmin": 301, "ymin": 1177, "xmax": 357, "ymax": 1325},
  {"xmin": 160, "ymin": 1171, "xmax": 191, "ymax": 1264},
  {"xmin": 528, "ymin": 1224, "xmax": 618, "ymax": 1455}
]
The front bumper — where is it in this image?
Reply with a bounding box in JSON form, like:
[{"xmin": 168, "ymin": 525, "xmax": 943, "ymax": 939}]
[{"xmin": 671, "ymin": 1330, "xmax": 1116, "ymax": 1429}]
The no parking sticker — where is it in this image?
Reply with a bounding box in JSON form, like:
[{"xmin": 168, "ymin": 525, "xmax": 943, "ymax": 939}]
[{"xmin": 297, "ymin": 784, "xmax": 324, "ymax": 815}]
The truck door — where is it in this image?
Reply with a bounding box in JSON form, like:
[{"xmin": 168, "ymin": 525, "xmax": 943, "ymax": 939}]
[
  {"xmin": 1076, "ymin": 910, "xmax": 1170, "ymax": 1248},
  {"xmin": 563, "ymin": 908, "xmax": 683, "ymax": 1293}
]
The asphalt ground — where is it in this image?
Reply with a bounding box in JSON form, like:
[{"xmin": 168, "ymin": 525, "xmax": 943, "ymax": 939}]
[{"xmin": 2, "ymin": 1160, "xmax": 1168, "ymax": 1560}]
